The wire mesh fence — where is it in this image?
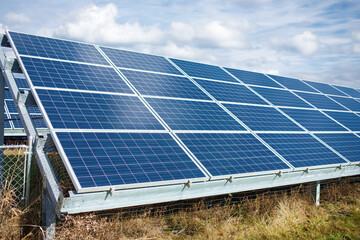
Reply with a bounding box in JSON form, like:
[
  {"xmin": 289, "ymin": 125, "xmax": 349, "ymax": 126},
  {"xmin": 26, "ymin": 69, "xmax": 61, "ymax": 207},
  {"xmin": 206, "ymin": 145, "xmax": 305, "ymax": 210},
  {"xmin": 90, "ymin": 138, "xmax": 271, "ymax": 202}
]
[{"xmin": 0, "ymin": 144, "xmax": 30, "ymax": 206}]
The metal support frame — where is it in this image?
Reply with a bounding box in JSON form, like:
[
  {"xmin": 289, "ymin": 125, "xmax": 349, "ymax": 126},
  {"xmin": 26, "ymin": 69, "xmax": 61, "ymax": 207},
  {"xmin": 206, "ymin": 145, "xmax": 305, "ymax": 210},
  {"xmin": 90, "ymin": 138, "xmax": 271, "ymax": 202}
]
[
  {"xmin": 0, "ymin": 54, "xmax": 5, "ymax": 191},
  {"xmin": 0, "ymin": 43, "xmax": 60, "ymax": 239}
]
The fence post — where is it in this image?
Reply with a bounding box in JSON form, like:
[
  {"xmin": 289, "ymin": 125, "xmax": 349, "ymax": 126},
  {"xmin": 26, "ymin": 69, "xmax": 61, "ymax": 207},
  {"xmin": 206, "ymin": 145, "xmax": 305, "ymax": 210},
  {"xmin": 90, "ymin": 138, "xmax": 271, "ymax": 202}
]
[
  {"xmin": 0, "ymin": 67, "xmax": 5, "ymax": 191},
  {"xmin": 315, "ymin": 181, "xmax": 320, "ymax": 206}
]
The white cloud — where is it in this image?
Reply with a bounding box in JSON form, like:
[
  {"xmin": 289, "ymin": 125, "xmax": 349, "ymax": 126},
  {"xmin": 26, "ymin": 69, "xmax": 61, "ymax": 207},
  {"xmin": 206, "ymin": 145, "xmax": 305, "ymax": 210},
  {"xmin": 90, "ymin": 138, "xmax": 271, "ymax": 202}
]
[
  {"xmin": 291, "ymin": 31, "xmax": 319, "ymax": 55},
  {"xmin": 5, "ymin": 12, "xmax": 30, "ymax": 24},
  {"xmin": 41, "ymin": 4, "xmax": 164, "ymax": 45},
  {"xmin": 0, "ymin": 23, "xmax": 6, "ymax": 34}
]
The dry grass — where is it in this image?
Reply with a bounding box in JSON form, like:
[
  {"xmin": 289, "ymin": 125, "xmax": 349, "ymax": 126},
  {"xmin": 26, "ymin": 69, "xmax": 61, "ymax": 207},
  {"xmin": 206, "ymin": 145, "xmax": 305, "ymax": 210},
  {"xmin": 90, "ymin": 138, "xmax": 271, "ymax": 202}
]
[
  {"xmin": 55, "ymin": 180, "xmax": 360, "ymax": 240},
  {"xmin": 1, "ymin": 179, "xmax": 359, "ymax": 239}
]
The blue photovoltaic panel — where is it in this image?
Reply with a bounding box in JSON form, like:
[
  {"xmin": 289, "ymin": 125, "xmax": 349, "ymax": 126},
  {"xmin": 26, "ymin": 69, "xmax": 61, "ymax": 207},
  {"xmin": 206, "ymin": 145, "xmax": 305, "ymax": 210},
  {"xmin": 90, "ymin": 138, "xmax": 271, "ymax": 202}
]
[
  {"xmin": 5, "ymin": 100, "xmax": 17, "ymax": 113},
  {"xmin": 4, "ymin": 90, "xmax": 12, "ymax": 100},
  {"xmin": 14, "ymin": 77, "xmax": 30, "ymax": 89},
  {"xmin": 57, "ymin": 132, "xmax": 206, "ymax": 188},
  {"xmin": 21, "ymin": 57, "xmax": 133, "ymax": 94},
  {"xmin": 333, "ymin": 85, "xmax": 360, "ymax": 98},
  {"xmin": 120, "ymin": 70, "xmax": 210, "ymax": 100},
  {"xmin": 170, "ymin": 58, "xmax": 237, "ymax": 83},
  {"xmin": 100, "ymin": 47, "xmax": 181, "ymax": 75},
  {"xmin": 258, "ymin": 133, "xmax": 346, "ymax": 168},
  {"xmin": 36, "ymin": 89, "xmax": 164, "ymax": 130},
  {"xmin": 323, "ymin": 111, "xmax": 360, "ymax": 131},
  {"xmin": 224, "ymin": 104, "xmax": 302, "ymax": 131},
  {"xmin": 4, "ymin": 115, "xmax": 11, "ymax": 129},
  {"xmin": 31, "ymin": 114, "xmax": 47, "ymax": 128},
  {"xmin": 195, "ymin": 79, "xmax": 268, "ymax": 105},
  {"xmin": 315, "ymin": 133, "xmax": 360, "ymax": 163},
  {"xmin": 268, "ymin": 75, "xmax": 318, "ymax": 93},
  {"xmin": 329, "ymin": 96, "xmax": 360, "ymax": 112},
  {"xmin": 281, "ymin": 108, "xmax": 346, "ymax": 131},
  {"xmin": 145, "ymin": 97, "xmax": 245, "ymax": 131},
  {"xmin": 252, "ymin": 86, "xmax": 313, "ymax": 108},
  {"xmin": 10, "ymin": 114, "xmax": 23, "ymax": 128},
  {"xmin": 304, "ymin": 80, "xmax": 347, "ymax": 96},
  {"xmin": 224, "ymin": 68, "xmax": 284, "ymax": 88},
  {"xmin": 9, "ymin": 31, "xmax": 109, "ymax": 65},
  {"xmin": 177, "ymin": 133, "xmax": 290, "ymax": 176},
  {"xmin": 295, "ymin": 92, "xmax": 347, "ymax": 111}
]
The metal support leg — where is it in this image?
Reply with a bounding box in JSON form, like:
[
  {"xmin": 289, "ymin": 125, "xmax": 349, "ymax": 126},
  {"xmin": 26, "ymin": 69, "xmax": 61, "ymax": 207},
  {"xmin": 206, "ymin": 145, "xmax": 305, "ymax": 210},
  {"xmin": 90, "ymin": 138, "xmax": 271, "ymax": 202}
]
[
  {"xmin": 315, "ymin": 181, "xmax": 320, "ymax": 206},
  {"xmin": 0, "ymin": 66, "xmax": 5, "ymax": 191},
  {"xmin": 42, "ymin": 185, "xmax": 56, "ymax": 240}
]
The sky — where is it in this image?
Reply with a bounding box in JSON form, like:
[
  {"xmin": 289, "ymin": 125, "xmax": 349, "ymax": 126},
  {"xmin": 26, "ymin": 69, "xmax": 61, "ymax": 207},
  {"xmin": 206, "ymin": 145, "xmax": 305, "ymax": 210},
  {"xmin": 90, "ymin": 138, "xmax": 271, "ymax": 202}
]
[{"xmin": 0, "ymin": 0, "xmax": 359, "ymax": 88}]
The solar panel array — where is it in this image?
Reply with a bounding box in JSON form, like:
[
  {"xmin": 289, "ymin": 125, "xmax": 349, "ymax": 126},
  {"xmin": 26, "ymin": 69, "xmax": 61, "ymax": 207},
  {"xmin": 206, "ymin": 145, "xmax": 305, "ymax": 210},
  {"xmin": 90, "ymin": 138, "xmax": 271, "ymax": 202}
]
[{"xmin": 5, "ymin": 31, "xmax": 360, "ymax": 193}]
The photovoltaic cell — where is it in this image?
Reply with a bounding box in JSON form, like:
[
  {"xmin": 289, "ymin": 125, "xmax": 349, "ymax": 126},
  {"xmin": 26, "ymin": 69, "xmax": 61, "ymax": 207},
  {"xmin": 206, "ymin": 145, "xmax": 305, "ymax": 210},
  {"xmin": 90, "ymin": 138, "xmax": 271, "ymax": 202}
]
[
  {"xmin": 281, "ymin": 108, "xmax": 346, "ymax": 131},
  {"xmin": 295, "ymin": 92, "xmax": 347, "ymax": 111},
  {"xmin": 5, "ymin": 100, "xmax": 17, "ymax": 113},
  {"xmin": 121, "ymin": 70, "xmax": 210, "ymax": 100},
  {"xmin": 258, "ymin": 133, "xmax": 346, "ymax": 168},
  {"xmin": 268, "ymin": 75, "xmax": 318, "ymax": 93},
  {"xmin": 323, "ymin": 111, "xmax": 360, "ymax": 131},
  {"xmin": 315, "ymin": 133, "xmax": 360, "ymax": 163},
  {"xmin": 22, "ymin": 57, "xmax": 133, "ymax": 94},
  {"xmin": 170, "ymin": 58, "xmax": 237, "ymax": 83},
  {"xmin": 329, "ymin": 96, "xmax": 360, "ymax": 112},
  {"xmin": 177, "ymin": 133, "xmax": 290, "ymax": 176},
  {"xmin": 14, "ymin": 77, "xmax": 29, "ymax": 89},
  {"xmin": 100, "ymin": 47, "xmax": 181, "ymax": 75},
  {"xmin": 333, "ymin": 85, "xmax": 360, "ymax": 98},
  {"xmin": 224, "ymin": 104, "xmax": 302, "ymax": 131},
  {"xmin": 304, "ymin": 80, "xmax": 347, "ymax": 96},
  {"xmin": 252, "ymin": 86, "xmax": 313, "ymax": 108},
  {"xmin": 4, "ymin": 114, "xmax": 11, "ymax": 129},
  {"xmin": 57, "ymin": 132, "xmax": 206, "ymax": 189},
  {"xmin": 36, "ymin": 89, "xmax": 164, "ymax": 130},
  {"xmin": 9, "ymin": 31, "xmax": 109, "ymax": 65},
  {"xmin": 195, "ymin": 79, "xmax": 268, "ymax": 105},
  {"xmin": 224, "ymin": 68, "xmax": 284, "ymax": 88},
  {"xmin": 145, "ymin": 97, "xmax": 245, "ymax": 131},
  {"xmin": 10, "ymin": 114, "xmax": 23, "ymax": 128}
]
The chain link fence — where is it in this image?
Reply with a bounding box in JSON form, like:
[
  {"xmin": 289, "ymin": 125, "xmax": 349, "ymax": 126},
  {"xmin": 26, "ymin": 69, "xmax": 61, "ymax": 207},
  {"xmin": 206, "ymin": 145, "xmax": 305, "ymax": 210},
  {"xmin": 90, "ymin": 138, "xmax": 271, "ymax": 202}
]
[{"xmin": 0, "ymin": 145, "xmax": 30, "ymax": 206}]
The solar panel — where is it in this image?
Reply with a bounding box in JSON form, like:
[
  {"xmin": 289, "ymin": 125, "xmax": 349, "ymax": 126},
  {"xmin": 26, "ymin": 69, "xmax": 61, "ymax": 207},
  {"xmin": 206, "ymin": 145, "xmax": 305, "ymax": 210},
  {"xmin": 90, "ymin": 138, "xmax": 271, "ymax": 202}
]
[
  {"xmin": 295, "ymin": 92, "xmax": 347, "ymax": 111},
  {"xmin": 333, "ymin": 85, "xmax": 360, "ymax": 98},
  {"xmin": 36, "ymin": 89, "xmax": 164, "ymax": 130},
  {"xmin": 4, "ymin": 114, "xmax": 11, "ymax": 129},
  {"xmin": 281, "ymin": 108, "xmax": 347, "ymax": 131},
  {"xmin": 170, "ymin": 58, "xmax": 237, "ymax": 83},
  {"xmin": 100, "ymin": 47, "xmax": 181, "ymax": 75},
  {"xmin": 177, "ymin": 133, "xmax": 290, "ymax": 176},
  {"xmin": 14, "ymin": 77, "xmax": 30, "ymax": 89},
  {"xmin": 8, "ymin": 31, "xmax": 109, "ymax": 65},
  {"xmin": 224, "ymin": 68, "xmax": 284, "ymax": 88},
  {"xmin": 329, "ymin": 96, "xmax": 360, "ymax": 112},
  {"xmin": 22, "ymin": 57, "xmax": 133, "ymax": 94},
  {"xmin": 120, "ymin": 69, "xmax": 211, "ymax": 100},
  {"xmin": 315, "ymin": 133, "xmax": 360, "ymax": 163},
  {"xmin": 4, "ymin": 90, "xmax": 12, "ymax": 100},
  {"xmin": 9, "ymin": 114, "xmax": 23, "ymax": 128},
  {"xmin": 57, "ymin": 132, "xmax": 206, "ymax": 189},
  {"xmin": 323, "ymin": 111, "xmax": 360, "ymax": 131},
  {"xmin": 194, "ymin": 78, "xmax": 268, "ymax": 105},
  {"xmin": 258, "ymin": 133, "xmax": 347, "ymax": 168},
  {"xmin": 5, "ymin": 99, "xmax": 17, "ymax": 113},
  {"xmin": 268, "ymin": 75, "xmax": 318, "ymax": 93},
  {"xmin": 304, "ymin": 80, "xmax": 347, "ymax": 96},
  {"xmin": 145, "ymin": 97, "xmax": 245, "ymax": 131},
  {"xmin": 252, "ymin": 86, "xmax": 313, "ymax": 108},
  {"xmin": 224, "ymin": 104, "xmax": 302, "ymax": 131}
]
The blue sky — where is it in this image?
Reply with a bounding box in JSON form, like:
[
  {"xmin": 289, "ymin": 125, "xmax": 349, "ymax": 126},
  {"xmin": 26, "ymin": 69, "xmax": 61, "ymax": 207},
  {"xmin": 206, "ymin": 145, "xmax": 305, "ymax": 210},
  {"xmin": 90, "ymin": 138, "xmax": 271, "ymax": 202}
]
[{"xmin": 0, "ymin": 0, "xmax": 359, "ymax": 87}]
